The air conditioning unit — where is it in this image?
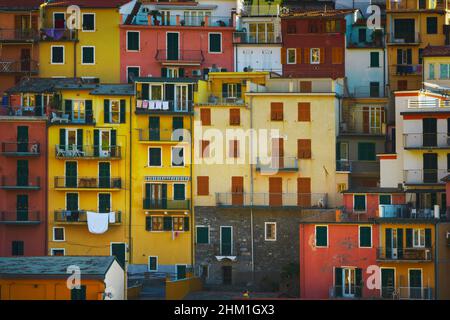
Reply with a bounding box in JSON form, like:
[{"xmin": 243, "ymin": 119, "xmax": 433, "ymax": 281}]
[
  {"xmin": 392, "ymin": 248, "xmax": 398, "ymax": 259},
  {"xmin": 192, "ymin": 70, "xmax": 202, "ymax": 76}
]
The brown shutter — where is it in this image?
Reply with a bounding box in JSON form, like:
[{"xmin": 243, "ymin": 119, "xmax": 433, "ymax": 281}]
[
  {"xmin": 200, "ymin": 140, "xmax": 210, "ymax": 158},
  {"xmin": 269, "ymin": 177, "xmax": 282, "ymax": 206},
  {"xmin": 304, "ymin": 48, "xmax": 310, "ymax": 64},
  {"xmin": 298, "ymin": 102, "xmax": 311, "ymax": 121},
  {"xmin": 15, "ymin": 15, "xmax": 22, "ymax": 29},
  {"xmin": 300, "ymin": 81, "xmax": 312, "ymax": 93},
  {"xmin": 197, "ymin": 176, "xmax": 209, "ymax": 195},
  {"xmin": 229, "ymin": 108, "xmax": 240, "ymax": 125},
  {"xmin": 298, "ymin": 139, "xmax": 311, "ymax": 159},
  {"xmin": 297, "ymin": 177, "xmax": 311, "ymax": 207},
  {"xmin": 363, "ymin": 106, "xmax": 370, "ymax": 133},
  {"xmin": 231, "ymin": 176, "xmax": 244, "ymax": 205},
  {"xmin": 229, "ymin": 140, "xmax": 239, "ymax": 158},
  {"xmin": 281, "ymin": 48, "xmax": 286, "ymax": 64},
  {"xmin": 200, "ymin": 108, "xmax": 211, "ymax": 126},
  {"xmin": 296, "ymin": 48, "xmax": 302, "ymax": 64},
  {"xmin": 320, "ymin": 48, "xmax": 325, "ymax": 64},
  {"xmin": 271, "ymin": 102, "xmax": 283, "ymax": 121},
  {"xmin": 31, "ymin": 16, "xmax": 38, "ymax": 30},
  {"xmin": 332, "ymin": 47, "xmax": 343, "ymax": 64}
]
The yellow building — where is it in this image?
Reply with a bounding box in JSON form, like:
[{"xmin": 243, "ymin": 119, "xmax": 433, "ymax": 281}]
[
  {"xmin": 386, "ymin": 0, "xmax": 450, "ymax": 91},
  {"xmin": 422, "ymin": 45, "xmax": 450, "ymax": 88},
  {"xmin": 38, "ymin": 0, "xmax": 123, "ymax": 82},
  {"xmin": 130, "ymin": 77, "xmax": 195, "ymax": 279},
  {"xmin": 47, "ymin": 82, "xmax": 132, "ymax": 269}
]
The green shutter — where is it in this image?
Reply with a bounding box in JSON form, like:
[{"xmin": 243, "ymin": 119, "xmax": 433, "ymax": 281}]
[
  {"xmin": 316, "ymin": 226, "xmax": 328, "ymax": 247},
  {"xmin": 397, "ymin": 228, "xmax": 404, "ymax": 258},
  {"xmin": 85, "ymin": 100, "xmax": 93, "ymax": 123},
  {"xmin": 142, "ymin": 83, "xmax": 150, "ymax": 99},
  {"xmin": 406, "ymin": 228, "xmax": 413, "ymax": 248},
  {"xmin": 379, "ymin": 195, "xmax": 391, "ymax": 205},
  {"xmin": 183, "ymin": 217, "xmax": 189, "ymax": 231},
  {"xmin": 98, "ymin": 162, "xmax": 110, "ymax": 188},
  {"xmin": 120, "ymin": 99, "xmax": 126, "ymax": 123},
  {"xmin": 358, "ymin": 142, "xmax": 376, "ymax": 161},
  {"xmin": 59, "ymin": 129, "xmax": 66, "ymax": 151},
  {"xmin": 359, "ymin": 226, "xmax": 372, "ymax": 247},
  {"xmin": 161, "ymin": 67, "xmax": 167, "ymax": 78},
  {"xmin": 370, "ymin": 52, "xmax": 379, "ymax": 67},
  {"xmin": 334, "ymin": 267, "xmax": 343, "ymax": 297},
  {"xmin": 104, "ymin": 99, "xmax": 110, "ymax": 123},
  {"xmin": 222, "ymin": 83, "xmax": 228, "ymax": 98},
  {"xmin": 354, "ymin": 195, "xmax": 366, "ymax": 211},
  {"xmin": 196, "ymin": 226, "xmax": 209, "ymax": 244},
  {"xmin": 163, "ymin": 217, "xmax": 172, "ymax": 231},
  {"xmin": 111, "ymin": 129, "xmax": 117, "ymax": 148},
  {"xmin": 236, "ymin": 83, "xmax": 242, "ymax": 98},
  {"xmin": 355, "ymin": 268, "xmax": 363, "ymax": 298},
  {"xmin": 179, "ymin": 68, "xmax": 185, "ymax": 77},
  {"xmin": 385, "ymin": 228, "xmax": 392, "ymax": 258},
  {"xmin": 149, "ymin": 148, "xmax": 161, "ymax": 166},
  {"xmin": 65, "ymin": 161, "xmax": 77, "ymax": 188},
  {"xmin": 98, "ymin": 193, "xmax": 110, "ymax": 213},
  {"xmin": 64, "ymin": 100, "xmax": 72, "ymax": 120},
  {"xmin": 76, "ymin": 129, "xmax": 83, "ymax": 151},
  {"xmin": 66, "ymin": 193, "xmax": 78, "ymax": 211},
  {"xmin": 146, "ymin": 217, "xmax": 152, "ymax": 231},
  {"xmin": 425, "ymin": 228, "xmax": 432, "ymax": 248},
  {"xmin": 93, "ymin": 129, "xmax": 99, "ymax": 157},
  {"xmin": 71, "ymin": 285, "xmax": 86, "ymax": 300},
  {"xmin": 35, "ymin": 94, "xmax": 43, "ymax": 116},
  {"xmin": 173, "ymin": 184, "xmax": 185, "ymax": 200}
]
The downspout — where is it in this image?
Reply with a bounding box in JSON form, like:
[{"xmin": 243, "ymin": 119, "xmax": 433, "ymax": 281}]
[
  {"xmin": 249, "ymin": 94, "xmax": 255, "ymax": 279},
  {"xmin": 44, "ymin": 110, "xmax": 49, "ymax": 256},
  {"xmin": 190, "ymin": 110, "xmax": 194, "ymax": 272},
  {"xmin": 435, "ymin": 223, "xmax": 439, "ymax": 299},
  {"xmin": 128, "ymin": 95, "xmax": 133, "ymax": 265}
]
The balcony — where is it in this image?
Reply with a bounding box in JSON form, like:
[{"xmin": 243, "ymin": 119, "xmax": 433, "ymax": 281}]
[
  {"xmin": 329, "ymin": 286, "xmax": 365, "ymax": 299},
  {"xmin": 377, "ymin": 246, "xmax": 433, "ymax": 262},
  {"xmin": 248, "ymin": 78, "xmax": 343, "ymax": 95},
  {"xmin": 387, "ymin": 32, "xmax": 420, "ymax": 45},
  {"xmin": 54, "ymin": 210, "xmax": 122, "ymax": 224},
  {"xmin": 404, "ymin": 169, "xmax": 447, "ymax": 184},
  {"xmin": 240, "ymin": 4, "xmax": 279, "ymax": 16},
  {"xmin": 336, "ymin": 161, "xmax": 380, "ymax": 175},
  {"xmin": 390, "ymin": 64, "xmax": 422, "ymax": 76},
  {"xmin": 340, "ymin": 107, "xmax": 386, "ymax": 135},
  {"xmin": 0, "ymin": 60, "xmax": 38, "ymax": 74},
  {"xmin": 196, "ymin": 93, "xmax": 246, "ymax": 106},
  {"xmin": 0, "ymin": 105, "xmax": 46, "ymax": 117},
  {"xmin": 378, "ymin": 204, "xmax": 439, "ymax": 219},
  {"xmin": 135, "ymin": 100, "xmax": 193, "ymax": 114},
  {"xmin": 256, "ymin": 157, "xmax": 299, "ymax": 173},
  {"xmin": 49, "ymin": 110, "xmax": 95, "ymax": 125},
  {"xmin": 0, "ymin": 211, "xmax": 40, "ymax": 224},
  {"xmin": 0, "ymin": 176, "xmax": 41, "ymax": 190},
  {"xmin": 346, "ymin": 29, "xmax": 384, "ymax": 49},
  {"xmin": 1, "ymin": 142, "xmax": 40, "ymax": 156},
  {"xmin": 130, "ymin": 14, "xmax": 233, "ymax": 28},
  {"xmin": 404, "ymin": 133, "xmax": 450, "ymax": 149},
  {"xmin": 55, "ymin": 145, "xmax": 122, "ymax": 160},
  {"xmin": 54, "ymin": 177, "xmax": 122, "ymax": 190},
  {"xmin": 388, "ymin": 0, "xmax": 449, "ymax": 11},
  {"xmin": 40, "ymin": 28, "xmax": 78, "ymax": 41},
  {"xmin": 138, "ymin": 128, "xmax": 190, "ymax": 143},
  {"xmin": 215, "ymin": 192, "xmax": 328, "ymax": 208},
  {"xmin": 407, "ymin": 97, "xmax": 450, "ymax": 109},
  {"xmin": 212, "ymin": 243, "xmax": 240, "ymax": 259},
  {"xmin": 232, "ymin": 32, "xmax": 282, "ymax": 44},
  {"xmin": 336, "ymin": 160, "xmax": 352, "ymax": 172},
  {"xmin": 143, "ymin": 198, "xmax": 191, "ymax": 210},
  {"xmin": 155, "ymin": 50, "xmax": 204, "ymax": 65},
  {"xmin": 0, "ymin": 28, "xmax": 39, "ymax": 42}
]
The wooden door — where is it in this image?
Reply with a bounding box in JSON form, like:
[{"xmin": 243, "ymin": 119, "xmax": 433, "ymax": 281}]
[
  {"xmin": 231, "ymin": 176, "xmax": 243, "ymax": 206},
  {"xmin": 297, "ymin": 177, "xmax": 311, "ymax": 207},
  {"xmin": 269, "ymin": 177, "xmax": 282, "ymax": 206}
]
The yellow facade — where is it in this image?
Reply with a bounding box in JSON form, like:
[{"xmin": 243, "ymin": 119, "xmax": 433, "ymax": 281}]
[
  {"xmin": 38, "ymin": 5, "xmax": 121, "ymax": 82},
  {"xmin": 423, "ymin": 55, "xmax": 450, "ymax": 87},
  {"xmin": 47, "ymin": 85, "xmax": 132, "ymax": 262}
]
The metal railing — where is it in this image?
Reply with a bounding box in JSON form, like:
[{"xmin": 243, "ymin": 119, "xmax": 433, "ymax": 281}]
[
  {"xmin": 135, "ymin": 99, "xmax": 193, "ymax": 113},
  {"xmin": 346, "ymin": 30, "xmax": 385, "ymax": 48},
  {"xmin": 407, "ymin": 98, "xmax": 450, "ymax": 109},
  {"xmin": 1, "ymin": 142, "xmax": 40, "ymax": 156},
  {"xmin": 54, "ymin": 176, "xmax": 122, "ymax": 189},
  {"xmin": 0, "ymin": 28, "xmax": 39, "ymax": 41},
  {"xmin": 404, "ymin": 169, "xmax": 447, "ymax": 184},
  {"xmin": 138, "ymin": 128, "xmax": 190, "ymax": 142},
  {"xmin": 377, "ymin": 246, "xmax": 433, "ymax": 261},
  {"xmin": 1, "ymin": 105, "xmax": 46, "ymax": 117},
  {"xmin": 155, "ymin": 49, "xmax": 204, "ymax": 63},
  {"xmin": 0, "ymin": 211, "xmax": 40, "ymax": 223},
  {"xmin": 387, "ymin": 32, "xmax": 421, "ymax": 44},
  {"xmin": 54, "ymin": 210, "xmax": 122, "ymax": 223},
  {"xmin": 49, "ymin": 111, "xmax": 95, "ymax": 124},
  {"xmin": 256, "ymin": 157, "xmax": 299, "ymax": 172},
  {"xmin": 233, "ymin": 31, "xmax": 282, "ymax": 44},
  {"xmin": 404, "ymin": 133, "xmax": 450, "ymax": 148},
  {"xmin": 0, "ymin": 176, "xmax": 41, "ymax": 189},
  {"xmin": 143, "ymin": 198, "xmax": 191, "ymax": 210},
  {"xmin": 0, "ymin": 60, "xmax": 38, "ymax": 74},
  {"xmin": 197, "ymin": 93, "xmax": 246, "ymax": 106},
  {"xmin": 390, "ymin": 64, "xmax": 422, "ymax": 76},
  {"xmin": 55, "ymin": 145, "xmax": 122, "ymax": 159},
  {"xmin": 215, "ymin": 192, "xmax": 328, "ymax": 208},
  {"xmin": 329, "ymin": 286, "xmax": 364, "ymax": 299},
  {"xmin": 378, "ymin": 204, "xmax": 438, "ymax": 219},
  {"xmin": 350, "ymin": 161, "xmax": 380, "ymax": 174},
  {"xmin": 348, "ymin": 85, "xmax": 386, "ymax": 98},
  {"xmin": 143, "ymin": 15, "xmax": 233, "ymax": 27},
  {"xmin": 240, "ymin": 4, "xmax": 279, "ymax": 16},
  {"xmin": 40, "ymin": 28, "xmax": 78, "ymax": 41},
  {"xmin": 336, "ymin": 160, "xmax": 352, "ymax": 172}
]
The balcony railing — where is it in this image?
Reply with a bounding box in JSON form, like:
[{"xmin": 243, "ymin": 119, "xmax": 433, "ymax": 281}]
[
  {"xmin": 55, "ymin": 145, "xmax": 122, "ymax": 159},
  {"xmin": 240, "ymin": 4, "xmax": 279, "ymax": 16},
  {"xmin": 346, "ymin": 30, "xmax": 385, "ymax": 48},
  {"xmin": 0, "ymin": 211, "xmax": 40, "ymax": 224},
  {"xmin": 155, "ymin": 50, "xmax": 204, "ymax": 64},
  {"xmin": 329, "ymin": 286, "xmax": 364, "ymax": 299},
  {"xmin": 0, "ymin": 60, "xmax": 38, "ymax": 74},
  {"xmin": 40, "ymin": 28, "xmax": 78, "ymax": 41},
  {"xmin": 390, "ymin": 64, "xmax": 422, "ymax": 76},
  {"xmin": 233, "ymin": 32, "xmax": 282, "ymax": 44},
  {"xmin": 0, "ymin": 176, "xmax": 41, "ymax": 190},
  {"xmin": 337, "ymin": 161, "xmax": 380, "ymax": 174},
  {"xmin": 347, "ymin": 85, "xmax": 386, "ymax": 98},
  {"xmin": 0, "ymin": 105, "xmax": 46, "ymax": 117},
  {"xmin": 136, "ymin": 15, "xmax": 233, "ymax": 27},
  {"xmin": 143, "ymin": 198, "xmax": 191, "ymax": 210},
  {"xmin": 0, "ymin": 28, "xmax": 39, "ymax": 41},
  {"xmin": 404, "ymin": 169, "xmax": 447, "ymax": 184},
  {"xmin": 336, "ymin": 160, "xmax": 352, "ymax": 172},
  {"xmin": 248, "ymin": 79, "xmax": 342, "ymax": 94},
  {"xmin": 407, "ymin": 98, "xmax": 450, "ymax": 109},
  {"xmin": 138, "ymin": 128, "xmax": 190, "ymax": 142},
  {"xmin": 54, "ymin": 176, "xmax": 122, "ymax": 189},
  {"xmin": 340, "ymin": 107, "xmax": 386, "ymax": 135},
  {"xmin": 378, "ymin": 204, "xmax": 439, "ymax": 219},
  {"xmin": 256, "ymin": 157, "xmax": 299, "ymax": 172},
  {"xmin": 387, "ymin": 32, "xmax": 421, "ymax": 45},
  {"xmin": 135, "ymin": 100, "xmax": 193, "ymax": 114},
  {"xmin": 197, "ymin": 93, "xmax": 246, "ymax": 106},
  {"xmin": 54, "ymin": 210, "xmax": 122, "ymax": 223},
  {"xmin": 404, "ymin": 133, "xmax": 450, "ymax": 149},
  {"xmin": 215, "ymin": 192, "xmax": 328, "ymax": 208},
  {"xmin": 1, "ymin": 142, "xmax": 40, "ymax": 156},
  {"xmin": 49, "ymin": 110, "xmax": 95, "ymax": 124},
  {"xmin": 377, "ymin": 246, "xmax": 433, "ymax": 261}
]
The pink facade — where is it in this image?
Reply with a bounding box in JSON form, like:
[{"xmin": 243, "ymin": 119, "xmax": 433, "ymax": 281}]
[
  {"xmin": 299, "ymin": 223, "xmax": 379, "ymax": 299},
  {"xmin": 119, "ymin": 25, "xmax": 234, "ymax": 82},
  {"xmin": 343, "ymin": 193, "xmax": 406, "ymax": 218}
]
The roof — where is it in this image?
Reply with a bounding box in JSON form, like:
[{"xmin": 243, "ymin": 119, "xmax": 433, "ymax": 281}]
[
  {"xmin": 442, "ymin": 174, "xmax": 450, "ymax": 182},
  {"xmin": 90, "ymin": 84, "xmax": 134, "ymax": 96},
  {"xmin": 342, "ymin": 187, "xmax": 404, "ymax": 194},
  {"xmin": 5, "ymin": 77, "xmax": 85, "ymax": 94},
  {"xmin": 422, "ymin": 45, "xmax": 450, "ymax": 57},
  {"xmin": 135, "ymin": 77, "xmax": 198, "ymax": 83},
  {"xmin": 44, "ymin": 0, "xmax": 130, "ymax": 9},
  {"xmin": 0, "ymin": 0, "xmax": 43, "ymax": 10},
  {"xmin": 281, "ymin": 9, "xmax": 355, "ymax": 19},
  {"xmin": 0, "ymin": 256, "xmax": 120, "ymax": 279}
]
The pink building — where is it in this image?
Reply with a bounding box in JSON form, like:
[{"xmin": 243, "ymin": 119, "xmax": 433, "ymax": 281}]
[{"xmin": 119, "ymin": 1, "xmax": 235, "ymax": 82}]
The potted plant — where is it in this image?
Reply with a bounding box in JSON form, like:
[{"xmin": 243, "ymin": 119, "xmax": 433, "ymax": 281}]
[{"xmin": 149, "ymin": 10, "xmax": 161, "ymax": 26}]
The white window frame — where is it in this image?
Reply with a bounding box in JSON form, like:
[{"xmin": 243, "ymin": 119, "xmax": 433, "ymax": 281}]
[
  {"xmin": 315, "ymin": 225, "xmax": 328, "ymax": 248},
  {"xmin": 51, "ymin": 45, "xmax": 65, "ymax": 65},
  {"xmin": 52, "ymin": 227, "xmax": 65, "ymax": 242},
  {"xmin": 310, "ymin": 48, "xmax": 320, "ymax": 64},
  {"xmin": 353, "ymin": 194, "xmax": 367, "ymax": 212},
  {"xmin": 126, "ymin": 30, "xmax": 140, "ymax": 52},
  {"xmin": 407, "ymin": 268, "xmax": 423, "ymax": 297},
  {"xmin": 166, "ymin": 67, "xmax": 179, "ymax": 78},
  {"xmin": 287, "ymin": 48, "xmax": 296, "ymax": 64},
  {"xmin": 50, "ymin": 248, "xmax": 66, "ymax": 256},
  {"xmin": 81, "ymin": 13, "xmax": 96, "ymax": 32},
  {"xmin": 148, "ymin": 256, "xmax": 158, "ymax": 272},
  {"xmin": 175, "ymin": 264, "xmax": 188, "ymax": 280},
  {"xmin": 358, "ymin": 225, "xmax": 372, "ymax": 248},
  {"xmin": 149, "ymin": 215, "xmax": 164, "ymax": 233},
  {"xmin": 413, "ymin": 228, "xmax": 425, "ymax": 248},
  {"xmin": 109, "ymin": 99, "xmax": 121, "ymax": 124},
  {"xmin": 81, "ymin": 46, "xmax": 95, "ymax": 65},
  {"xmin": 171, "ymin": 146, "xmax": 185, "ymax": 167},
  {"xmin": 208, "ymin": 32, "xmax": 222, "ymax": 54},
  {"xmin": 127, "ymin": 66, "xmax": 140, "ymax": 81},
  {"xmin": 264, "ymin": 222, "xmax": 277, "ymax": 241},
  {"xmin": 149, "ymin": 84, "xmax": 164, "ymax": 100},
  {"xmin": 196, "ymin": 225, "xmax": 210, "ymax": 244},
  {"xmin": 148, "ymin": 146, "xmax": 163, "ymax": 167},
  {"xmin": 173, "ymin": 183, "xmax": 186, "ymax": 201}
]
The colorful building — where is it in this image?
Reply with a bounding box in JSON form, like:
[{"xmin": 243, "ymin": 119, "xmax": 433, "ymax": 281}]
[
  {"xmin": 129, "ymin": 77, "xmax": 195, "ymax": 279},
  {"xmin": 119, "ymin": 0, "xmax": 235, "ymax": 83},
  {"xmin": 0, "ymin": 0, "xmax": 40, "ymax": 95},
  {"xmin": 46, "ymin": 81, "xmax": 132, "ymax": 269}
]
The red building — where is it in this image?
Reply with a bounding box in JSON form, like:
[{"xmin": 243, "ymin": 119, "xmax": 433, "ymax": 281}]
[
  {"xmin": 299, "ymin": 214, "xmax": 379, "ymax": 299},
  {"xmin": 119, "ymin": 1, "xmax": 235, "ymax": 82},
  {"xmin": 280, "ymin": 9, "xmax": 352, "ymax": 78}
]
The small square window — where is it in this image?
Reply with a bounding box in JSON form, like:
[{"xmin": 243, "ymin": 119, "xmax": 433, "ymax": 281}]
[
  {"xmin": 287, "ymin": 48, "xmax": 296, "ymax": 64},
  {"xmin": 53, "ymin": 227, "xmax": 65, "ymax": 241},
  {"xmin": 311, "ymin": 48, "xmax": 320, "ymax": 64},
  {"xmin": 152, "ymin": 216, "xmax": 163, "ymax": 231},
  {"xmin": 148, "ymin": 148, "xmax": 162, "ymax": 167},
  {"xmin": 12, "ymin": 241, "xmax": 24, "ymax": 255},
  {"xmin": 173, "ymin": 217, "xmax": 184, "ymax": 231},
  {"xmin": 82, "ymin": 13, "xmax": 95, "ymax": 31},
  {"xmin": 148, "ymin": 256, "xmax": 158, "ymax": 271},
  {"xmin": 51, "ymin": 46, "xmax": 64, "ymax": 64},
  {"xmin": 370, "ymin": 52, "xmax": 379, "ymax": 67},
  {"xmin": 379, "ymin": 194, "xmax": 391, "ymax": 205},
  {"xmin": 81, "ymin": 46, "xmax": 94, "ymax": 64},
  {"xmin": 315, "ymin": 226, "xmax": 328, "ymax": 247},
  {"xmin": 265, "ymin": 222, "xmax": 277, "ymax": 241}
]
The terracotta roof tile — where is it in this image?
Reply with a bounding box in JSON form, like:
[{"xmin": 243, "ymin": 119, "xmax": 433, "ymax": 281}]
[
  {"xmin": 422, "ymin": 45, "xmax": 450, "ymax": 57},
  {"xmin": 0, "ymin": 0, "xmax": 43, "ymax": 10},
  {"xmin": 45, "ymin": 0, "xmax": 130, "ymax": 9}
]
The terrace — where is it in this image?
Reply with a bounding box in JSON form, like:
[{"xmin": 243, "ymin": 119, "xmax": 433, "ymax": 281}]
[
  {"xmin": 143, "ymin": 198, "xmax": 191, "ymax": 210},
  {"xmin": 54, "ymin": 177, "xmax": 122, "ymax": 190},
  {"xmin": 215, "ymin": 192, "xmax": 328, "ymax": 208},
  {"xmin": 0, "ymin": 142, "xmax": 40, "ymax": 157},
  {"xmin": 0, "ymin": 28, "xmax": 39, "ymax": 42},
  {"xmin": 55, "ymin": 145, "xmax": 122, "ymax": 160},
  {"xmin": 0, "ymin": 176, "xmax": 41, "ymax": 190},
  {"xmin": 0, "ymin": 211, "xmax": 40, "ymax": 225},
  {"xmin": 54, "ymin": 210, "xmax": 122, "ymax": 224}
]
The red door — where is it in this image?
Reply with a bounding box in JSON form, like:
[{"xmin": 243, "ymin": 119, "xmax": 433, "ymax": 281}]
[{"xmin": 269, "ymin": 177, "xmax": 282, "ymax": 206}]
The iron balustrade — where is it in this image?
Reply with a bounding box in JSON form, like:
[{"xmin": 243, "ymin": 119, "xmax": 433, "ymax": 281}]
[
  {"xmin": 155, "ymin": 50, "xmax": 204, "ymax": 63},
  {"xmin": 55, "ymin": 145, "xmax": 122, "ymax": 159},
  {"xmin": 0, "ymin": 211, "xmax": 40, "ymax": 223},
  {"xmin": 138, "ymin": 128, "xmax": 190, "ymax": 142},
  {"xmin": 377, "ymin": 246, "xmax": 433, "ymax": 261},
  {"xmin": 54, "ymin": 176, "xmax": 122, "ymax": 189},
  {"xmin": 54, "ymin": 210, "xmax": 122, "ymax": 223},
  {"xmin": 0, "ymin": 176, "xmax": 40, "ymax": 189},
  {"xmin": 143, "ymin": 198, "xmax": 191, "ymax": 210},
  {"xmin": 256, "ymin": 157, "xmax": 299, "ymax": 172},
  {"xmin": 215, "ymin": 192, "xmax": 328, "ymax": 208},
  {"xmin": 0, "ymin": 142, "xmax": 40, "ymax": 156}
]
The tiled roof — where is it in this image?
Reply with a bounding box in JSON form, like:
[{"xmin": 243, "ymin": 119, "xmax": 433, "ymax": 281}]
[
  {"xmin": 44, "ymin": 0, "xmax": 130, "ymax": 8},
  {"xmin": 135, "ymin": 77, "xmax": 198, "ymax": 83},
  {"xmin": 0, "ymin": 256, "xmax": 119, "ymax": 279},
  {"xmin": 0, "ymin": 0, "xmax": 43, "ymax": 10},
  {"xmin": 281, "ymin": 8, "xmax": 355, "ymax": 19},
  {"xmin": 422, "ymin": 45, "xmax": 450, "ymax": 57},
  {"xmin": 5, "ymin": 77, "xmax": 85, "ymax": 94},
  {"xmin": 90, "ymin": 84, "xmax": 134, "ymax": 96},
  {"xmin": 341, "ymin": 187, "xmax": 404, "ymax": 194}
]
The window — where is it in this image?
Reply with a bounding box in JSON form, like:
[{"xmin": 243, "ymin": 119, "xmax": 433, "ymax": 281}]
[
  {"xmin": 287, "ymin": 22, "xmax": 297, "ymax": 34},
  {"xmin": 287, "ymin": 48, "xmax": 296, "ymax": 64},
  {"xmin": 82, "ymin": 13, "xmax": 95, "ymax": 31},
  {"xmin": 71, "ymin": 285, "xmax": 86, "ymax": 300},
  {"xmin": 379, "ymin": 194, "xmax": 391, "ymax": 205},
  {"xmin": 12, "ymin": 241, "xmax": 24, "ymax": 256},
  {"xmin": 229, "ymin": 108, "xmax": 240, "ymax": 125},
  {"xmin": 337, "ymin": 183, "xmax": 347, "ymax": 192},
  {"xmin": 358, "ymin": 142, "xmax": 376, "ymax": 161},
  {"xmin": 271, "ymin": 102, "xmax": 283, "ymax": 121},
  {"xmin": 172, "ymin": 147, "xmax": 184, "ymax": 167},
  {"xmin": 151, "ymin": 216, "xmax": 163, "ymax": 231},
  {"xmin": 127, "ymin": 67, "xmax": 140, "ymax": 83},
  {"xmin": 51, "ymin": 248, "xmax": 65, "ymax": 256},
  {"xmin": 127, "ymin": 31, "xmax": 140, "ymax": 51},
  {"xmin": 173, "ymin": 183, "xmax": 185, "ymax": 200},
  {"xmin": 440, "ymin": 64, "xmax": 450, "ymax": 79},
  {"xmin": 148, "ymin": 256, "xmax": 158, "ymax": 271},
  {"xmin": 200, "ymin": 140, "xmax": 210, "ymax": 158},
  {"xmin": 315, "ymin": 226, "xmax": 328, "ymax": 247},
  {"xmin": 310, "ymin": 48, "xmax": 320, "ymax": 64},
  {"xmin": 354, "ymin": 195, "xmax": 366, "ymax": 211},
  {"xmin": 297, "ymin": 139, "xmax": 312, "ymax": 159},
  {"xmin": 150, "ymin": 85, "xmax": 163, "ymax": 100},
  {"xmin": 166, "ymin": 67, "xmax": 179, "ymax": 78},
  {"xmin": 196, "ymin": 226, "xmax": 209, "ymax": 244},
  {"xmin": 173, "ymin": 217, "xmax": 184, "ymax": 231},
  {"xmin": 229, "ymin": 140, "xmax": 239, "ymax": 158},
  {"xmin": 248, "ymin": 22, "xmax": 275, "ymax": 43},
  {"xmin": 51, "ymin": 46, "xmax": 64, "ymax": 64},
  {"xmin": 359, "ymin": 226, "xmax": 372, "ymax": 248},
  {"xmin": 197, "ymin": 176, "xmax": 209, "ymax": 195},
  {"xmin": 326, "ymin": 20, "xmax": 340, "ymax": 33},
  {"xmin": 81, "ymin": 46, "xmax": 94, "ymax": 64},
  {"xmin": 148, "ymin": 147, "xmax": 162, "ymax": 167},
  {"xmin": 397, "ymin": 48, "xmax": 412, "ymax": 65},
  {"xmin": 370, "ymin": 82, "xmax": 380, "ymax": 97},
  {"xmin": 209, "ymin": 33, "xmax": 222, "ymax": 53},
  {"xmin": 53, "ymin": 227, "xmax": 65, "ymax": 241},
  {"xmin": 413, "ymin": 229, "xmax": 425, "ymax": 247},
  {"xmin": 298, "ymin": 102, "xmax": 311, "ymax": 121},
  {"xmin": 265, "ymin": 222, "xmax": 277, "ymax": 241},
  {"xmin": 200, "ymin": 109, "xmax": 211, "ymax": 126},
  {"xmin": 427, "ymin": 17, "xmax": 437, "ymax": 34},
  {"xmin": 53, "ymin": 12, "xmax": 65, "ymax": 29},
  {"xmin": 226, "ymin": 83, "xmax": 241, "ymax": 98},
  {"xmin": 429, "ymin": 63, "xmax": 435, "ymax": 80},
  {"xmin": 358, "ymin": 28, "xmax": 366, "ymax": 42},
  {"xmin": 370, "ymin": 52, "xmax": 379, "ymax": 67},
  {"xmin": 109, "ymin": 100, "xmax": 120, "ymax": 123}
]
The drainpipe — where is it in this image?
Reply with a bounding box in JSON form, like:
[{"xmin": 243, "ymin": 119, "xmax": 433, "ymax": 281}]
[
  {"xmin": 73, "ymin": 42, "xmax": 77, "ymax": 78},
  {"xmin": 435, "ymin": 223, "xmax": 439, "ymax": 299},
  {"xmin": 249, "ymin": 94, "xmax": 255, "ymax": 280},
  {"xmin": 190, "ymin": 112, "xmax": 194, "ymax": 272},
  {"xmin": 128, "ymin": 95, "xmax": 132, "ymax": 264}
]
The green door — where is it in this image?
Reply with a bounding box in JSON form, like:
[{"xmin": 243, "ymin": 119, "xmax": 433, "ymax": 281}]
[
  {"xmin": 17, "ymin": 126, "xmax": 28, "ymax": 153},
  {"xmin": 98, "ymin": 162, "xmax": 110, "ymax": 188},
  {"xmin": 221, "ymin": 226, "xmax": 232, "ymax": 256},
  {"xmin": 98, "ymin": 193, "xmax": 111, "ymax": 213},
  {"xmin": 66, "ymin": 193, "xmax": 79, "ymax": 221},
  {"xmin": 381, "ymin": 268, "xmax": 395, "ymax": 298},
  {"xmin": 409, "ymin": 269, "xmax": 422, "ymax": 299},
  {"xmin": 167, "ymin": 32, "xmax": 179, "ymax": 60},
  {"xmin": 16, "ymin": 195, "xmax": 28, "ymax": 221},
  {"xmin": 172, "ymin": 117, "xmax": 184, "ymax": 141},
  {"xmin": 16, "ymin": 160, "xmax": 28, "ymax": 186},
  {"xmin": 176, "ymin": 265, "xmax": 186, "ymax": 280},
  {"xmin": 65, "ymin": 161, "xmax": 77, "ymax": 187},
  {"xmin": 111, "ymin": 243, "xmax": 126, "ymax": 269}
]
